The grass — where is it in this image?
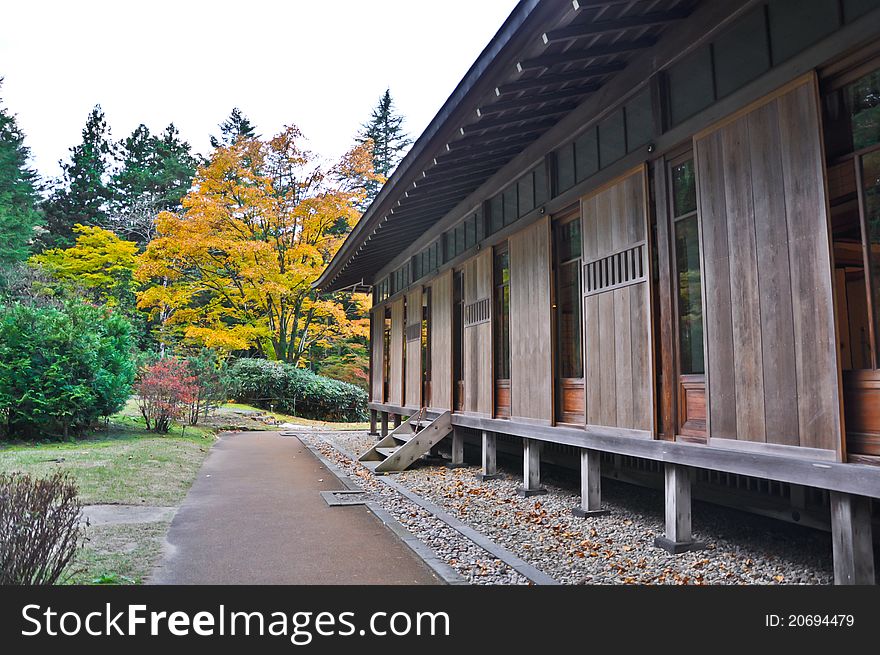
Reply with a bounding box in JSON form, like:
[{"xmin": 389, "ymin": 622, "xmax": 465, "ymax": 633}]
[{"xmin": 220, "ymin": 402, "xmax": 369, "ymax": 431}]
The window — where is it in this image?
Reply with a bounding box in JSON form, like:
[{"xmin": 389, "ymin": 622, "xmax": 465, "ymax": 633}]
[
  {"xmin": 490, "ymin": 195, "xmax": 504, "ymax": 233},
  {"xmin": 453, "ymin": 271, "xmax": 464, "ymax": 410},
  {"xmin": 557, "ymin": 142, "xmax": 576, "ymax": 192},
  {"xmin": 575, "ymin": 128, "xmax": 599, "ymax": 183},
  {"xmin": 503, "ymin": 187, "xmax": 518, "ymax": 226},
  {"xmin": 383, "ymin": 307, "xmax": 392, "ymax": 402},
  {"xmin": 598, "ymin": 109, "xmax": 626, "ymax": 168},
  {"xmin": 625, "ymin": 89, "xmax": 654, "ymax": 152},
  {"xmin": 861, "ymin": 150, "xmax": 880, "ymax": 363},
  {"xmin": 422, "ymin": 288, "xmax": 432, "ymax": 405},
  {"xmin": 555, "ymin": 218, "xmax": 583, "ymax": 379},
  {"xmin": 667, "ymin": 46, "xmax": 715, "ymax": 126},
  {"xmin": 713, "ymin": 7, "xmax": 771, "ymax": 99},
  {"xmin": 768, "ymin": 0, "xmax": 839, "ymax": 66},
  {"xmin": 493, "ymin": 247, "xmax": 510, "ymax": 381},
  {"xmin": 670, "ymin": 157, "xmax": 704, "ymax": 375}
]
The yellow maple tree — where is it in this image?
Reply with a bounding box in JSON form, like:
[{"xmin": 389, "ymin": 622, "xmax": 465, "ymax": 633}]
[{"xmin": 136, "ymin": 127, "xmax": 376, "ymax": 362}]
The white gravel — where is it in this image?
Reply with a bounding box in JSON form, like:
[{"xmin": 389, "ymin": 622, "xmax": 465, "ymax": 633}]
[{"xmin": 299, "ymin": 429, "xmax": 834, "ymax": 585}]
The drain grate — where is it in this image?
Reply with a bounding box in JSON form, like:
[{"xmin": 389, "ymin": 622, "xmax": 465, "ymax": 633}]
[{"xmin": 320, "ymin": 490, "xmax": 369, "ymax": 506}]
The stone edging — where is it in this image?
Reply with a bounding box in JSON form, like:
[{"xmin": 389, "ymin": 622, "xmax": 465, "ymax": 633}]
[{"xmin": 309, "ymin": 434, "xmax": 560, "ymax": 586}]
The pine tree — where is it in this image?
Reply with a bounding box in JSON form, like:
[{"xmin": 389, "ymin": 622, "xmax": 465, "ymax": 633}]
[
  {"xmin": 209, "ymin": 107, "xmax": 257, "ymax": 148},
  {"xmin": 40, "ymin": 105, "xmax": 112, "ymax": 249},
  {"xmin": 0, "ymin": 80, "xmax": 42, "ymax": 268},
  {"xmin": 107, "ymin": 123, "xmax": 198, "ymax": 245},
  {"xmin": 356, "ymin": 89, "xmax": 412, "ymax": 209}
]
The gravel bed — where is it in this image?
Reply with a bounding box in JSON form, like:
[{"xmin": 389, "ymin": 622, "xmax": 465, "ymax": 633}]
[
  {"xmin": 301, "ymin": 429, "xmax": 834, "ymax": 585},
  {"xmin": 295, "ymin": 431, "xmax": 530, "ymax": 585}
]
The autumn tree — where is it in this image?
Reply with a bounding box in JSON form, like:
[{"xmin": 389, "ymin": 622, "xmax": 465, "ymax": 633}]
[
  {"xmin": 136, "ymin": 127, "xmax": 374, "ymax": 363},
  {"xmin": 209, "ymin": 107, "xmax": 257, "ymax": 148},
  {"xmin": 40, "ymin": 105, "xmax": 112, "ymax": 249},
  {"xmin": 356, "ymin": 89, "xmax": 411, "ymax": 208},
  {"xmin": 0, "ymin": 80, "xmax": 42, "ymax": 269}
]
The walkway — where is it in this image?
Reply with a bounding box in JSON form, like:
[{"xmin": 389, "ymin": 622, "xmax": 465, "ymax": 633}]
[{"xmin": 149, "ymin": 431, "xmax": 439, "ymax": 584}]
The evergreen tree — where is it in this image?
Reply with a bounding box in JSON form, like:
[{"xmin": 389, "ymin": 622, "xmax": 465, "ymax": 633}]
[
  {"xmin": 356, "ymin": 89, "xmax": 412, "ymax": 209},
  {"xmin": 40, "ymin": 105, "xmax": 112, "ymax": 249},
  {"xmin": 107, "ymin": 123, "xmax": 198, "ymax": 245},
  {"xmin": 0, "ymin": 80, "xmax": 41, "ymax": 268},
  {"xmin": 209, "ymin": 107, "xmax": 257, "ymax": 148}
]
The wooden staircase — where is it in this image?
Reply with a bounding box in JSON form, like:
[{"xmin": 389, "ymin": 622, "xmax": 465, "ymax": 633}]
[{"xmin": 359, "ymin": 409, "xmax": 453, "ymax": 473}]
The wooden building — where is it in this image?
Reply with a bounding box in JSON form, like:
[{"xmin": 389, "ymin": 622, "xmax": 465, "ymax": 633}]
[{"xmin": 316, "ymin": 0, "xmax": 880, "ymax": 584}]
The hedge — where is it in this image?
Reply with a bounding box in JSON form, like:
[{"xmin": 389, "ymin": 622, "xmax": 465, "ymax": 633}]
[{"xmin": 226, "ymin": 358, "xmax": 367, "ymax": 422}]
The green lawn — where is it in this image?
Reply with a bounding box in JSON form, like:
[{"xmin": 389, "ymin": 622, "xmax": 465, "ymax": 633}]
[{"xmin": 0, "ymin": 414, "xmax": 215, "ymax": 584}]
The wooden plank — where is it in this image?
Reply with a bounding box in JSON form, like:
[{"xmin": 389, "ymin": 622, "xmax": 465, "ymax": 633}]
[
  {"xmin": 405, "ymin": 288, "xmax": 423, "ymax": 408},
  {"xmin": 777, "ymin": 81, "xmax": 843, "ymax": 454},
  {"xmin": 747, "ymin": 101, "xmax": 799, "ymax": 446},
  {"xmin": 585, "ymin": 294, "xmax": 601, "ymax": 426},
  {"xmin": 631, "ymin": 281, "xmax": 653, "ymax": 431},
  {"xmin": 695, "ymin": 130, "xmax": 737, "ymax": 440},
  {"xmin": 597, "ymin": 291, "xmax": 617, "ymax": 427},
  {"xmin": 389, "ymin": 298, "xmax": 405, "ymax": 406},
  {"xmin": 721, "ymin": 115, "xmax": 766, "ymax": 443},
  {"xmin": 509, "ymin": 216, "xmax": 553, "ymax": 422},
  {"xmin": 652, "ymin": 160, "xmax": 677, "ymax": 439},
  {"xmin": 582, "ymin": 196, "xmax": 598, "ymax": 262},
  {"xmin": 429, "ymin": 270, "xmax": 453, "ymax": 411},
  {"xmin": 614, "ymin": 286, "xmax": 634, "ymax": 427},
  {"xmin": 463, "ymin": 251, "xmax": 494, "ymax": 416}
]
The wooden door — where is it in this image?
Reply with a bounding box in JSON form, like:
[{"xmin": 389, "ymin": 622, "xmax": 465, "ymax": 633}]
[
  {"xmin": 581, "ymin": 166, "xmax": 655, "ymax": 435},
  {"xmin": 552, "ymin": 210, "xmax": 584, "ymax": 425}
]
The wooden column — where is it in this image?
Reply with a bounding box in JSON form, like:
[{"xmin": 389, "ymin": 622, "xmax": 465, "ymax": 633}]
[
  {"xmin": 380, "ymin": 412, "xmax": 389, "ymax": 438},
  {"xmin": 450, "ymin": 428, "xmax": 465, "ymax": 468},
  {"xmin": 830, "ymin": 492, "xmax": 875, "ymax": 585},
  {"xmin": 478, "ymin": 431, "xmax": 501, "ymax": 480},
  {"xmin": 369, "ymin": 409, "xmax": 378, "ymax": 436},
  {"xmin": 393, "ymin": 413, "xmax": 402, "ymax": 428},
  {"xmin": 518, "ymin": 438, "xmax": 547, "ymax": 497},
  {"xmin": 654, "ymin": 464, "xmax": 704, "ymax": 553},
  {"xmin": 572, "ymin": 449, "xmax": 609, "ymax": 517}
]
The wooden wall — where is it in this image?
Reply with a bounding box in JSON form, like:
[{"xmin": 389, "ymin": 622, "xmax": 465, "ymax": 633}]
[
  {"xmin": 581, "ymin": 167, "xmax": 654, "ymax": 434},
  {"xmin": 463, "ymin": 250, "xmax": 493, "ymax": 416},
  {"xmin": 370, "ymin": 306, "xmax": 384, "ymax": 403},
  {"xmin": 694, "ymin": 75, "xmax": 842, "ymax": 457},
  {"xmin": 389, "ymin": 297, "xmax": 404, "ymax": 407},
  {"xmin": 429, "ymin": 270, "xmax": 453, "ymax": 411},
  {"xmin": 405, "ymin": 288, "xmax": 423, "ymax": 408},
  {"xmin": 509, "ymin": 215, "xmax": 553, "ymax": 423}
]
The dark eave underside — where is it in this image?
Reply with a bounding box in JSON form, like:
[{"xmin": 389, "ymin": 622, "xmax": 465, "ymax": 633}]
[{"xmin": 317, "ymin": 0, "xmax": 697, "ymax": 292}]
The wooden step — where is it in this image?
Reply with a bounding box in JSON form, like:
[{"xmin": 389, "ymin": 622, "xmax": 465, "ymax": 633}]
[{"xmin": 376, "ymin": 446, "xmax": 400, "ymax": 458}]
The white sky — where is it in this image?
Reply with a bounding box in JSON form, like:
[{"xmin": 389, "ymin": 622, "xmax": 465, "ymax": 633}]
[{"xmin": 0, "ymin": 0, "xmax": 520, "ymax": 181}]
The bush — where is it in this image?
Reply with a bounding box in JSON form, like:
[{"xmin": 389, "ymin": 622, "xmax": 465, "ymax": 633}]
[
  {"xmin": 0, "ymin": 472, "xmax": 84, "ymax": 585},
  {"xmin": 226, "ymin": 358, "xmax": 367, "ymax": 422},
  {"xmin": 185, "ymin": 349, "xmax": 229, "ymax": 425},
  {"xmin": 0, "ymin": 301, "xmax": 136, "ymax": 439},
  {"xmin": 135, "ymin": 358, "xmax": 197, "ymax": 433}
]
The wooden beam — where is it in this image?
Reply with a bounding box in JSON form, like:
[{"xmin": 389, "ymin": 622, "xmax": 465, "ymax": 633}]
[
  {"xmin": 460, "ymin": 113, "xmax": 567, "ymax": 136},
  {"xmin": 450, "ymin": 428, "xmax": 465, "ymax": 467},
  {"xmin": 573, "ymin": 448, "xmax": 608, "ymax": 517},
  {"xmin": 479, "ymin": 430, "xmax": 501, "ymax": 480},
  {"xmin": 654, "ymin": 463, "xmax": 705, "ymax": 553},
  {"xmin": 830, "ymin": 492, "xmax": 875, "ymax": 584},
  {"xmin": 380, "ymin": 411, "xmax": 389, "ymax": 438},
  {"xmin": 518, "ymin": 37, "xmax": 658, "ymax": 71},
  {"xmin": 542, "ymin": 8, "xmax": 693, "ymax": 44},
  {"xmin": 518, "ymin": 438, "xmax": 547, "ymax": 496},
  {"xmin": 478, "ymin": 83, "xmax": 599, "ymax": 115},
  {"xmin": 496, "ymin": 63, "xmax": 626, "ymax": 95},
  {"xmin": 369, "ymin": 409, "xmax": 378, "ymax": 436}
]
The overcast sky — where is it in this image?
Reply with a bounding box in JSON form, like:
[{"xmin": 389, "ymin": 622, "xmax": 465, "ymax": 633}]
[{"xmin": 0, "ymin": 0, "xmax": 520, "ymax": 181}]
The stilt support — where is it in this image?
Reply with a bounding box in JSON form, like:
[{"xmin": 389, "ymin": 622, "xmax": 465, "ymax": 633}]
[
  {"xmin": 830, "ymin": 492, "xmax": 875, "ymax": 585},
  {"xmin": 572, "ymin": 448, "xmax": 608, "ymax": 518},
  {"xmin": 478, "ymin": 431, "xmax": 501, "ymax": 480},
  {"xmin": 517, "ymin": 438, "xmax": 546, "ymax": 497},
  {"xmin": 369, "ymin": 409, "xmax": 378, "ymax": 437},
  {"xmin": 380, "ymin": 411, "xmax": 389, "ymax": 439},
  {"xmin": 449, "ymin": 428, "xmax": 466, "ymax": 467},
  {"xmin": 654, "ymin": 463, "xmax": 704, "ymax": 554}
]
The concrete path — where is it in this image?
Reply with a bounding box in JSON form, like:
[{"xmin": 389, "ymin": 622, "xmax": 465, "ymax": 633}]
[{"xmin": 149, "ymin": 431, "xmax": 439, "ymax": 585}]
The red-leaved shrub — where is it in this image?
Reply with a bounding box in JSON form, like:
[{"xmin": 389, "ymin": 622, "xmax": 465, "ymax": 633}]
[{"xmin": 135, "ymin": 359, "xmax": 197, "ymax": 433}]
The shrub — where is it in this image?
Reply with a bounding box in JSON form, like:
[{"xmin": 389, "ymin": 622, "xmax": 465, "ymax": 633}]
[
  {"xmin": 226, "ymin": 358, "xmax": 367, "ymax": 422},
  {"xmin": 0, "ymin": 472, "xmax": 84, "ymax": 585},
  {"xmin": 135, "ymin": 358, "xmax": 198, "ymax": 433},
  {"xmin": 0, "ymin": 301, "xmax": 136, "ymax": 439},
  {"xmin": 185, "ymin": 349, "xmax": 229, "ymax": 425}
]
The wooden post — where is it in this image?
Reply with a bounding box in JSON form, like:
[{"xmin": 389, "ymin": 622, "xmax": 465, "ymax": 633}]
[
  {"xmin": 369, "ymin": 409, "xmax": 378, "ymax": 436},
  {"xmin": 478, "ymin": 431, "xmax": 501, "ymax": 480},
  {"xmin": 393, "ymin": 413, "xmax": 402, "ymax": 428},
  {"xmin": 572, "ymin": 448, "xmax": 608, "ymax": 517},
  {"xmin": 517, "ymin": 438, "xmax": 546, "ymax": 497},
  {"xmin": 654, "ymin": 463, "xmax": 704, "ymax": 554},
  {"xmin": 450, "ymin": 428, "xmax": 465, "ymax": 467},
  {"xmin": 380, "ymin": 412, "xmax": 389, "ymax": 438},
  {"xmin": 830, "ymin": 492, "xmax": 875, "ymax": 585}
]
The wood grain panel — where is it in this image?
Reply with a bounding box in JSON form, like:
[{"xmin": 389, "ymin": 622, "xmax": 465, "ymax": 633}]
[
  {"xmin": 429, "ymin": 270, "xmax": 453, "ymax": 411},
  {"xmin": 389, "ymin": 298, "xmax": 404, "ymax": 406},
  {"xmin": 370, "ymin": 306, "xmax": 384, "ymax": 403},
  {"xmin": 463, "ymin": 251, "xmax": 493, "ymax": 416},
  {"xmin": 581, "ymin": 167, "xmax": 654, "ymax": 435},
  {"xmin": 694, "ymin": 75, "xmax": 843, "ymax": 457},
  {"xmin": 509, "ymin": 215, "xmax": 553, "ymax": 422},
  {"xmin": 722, "ymin": 116, "xmax": 766, "ymax": 443},
  {"xmin": 405, "ymin": 288, "xmax": 422, "ymax": 408},
  {"xmin": 843, "ymin": 370, "xmax": 880, "ymax": 456}
]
